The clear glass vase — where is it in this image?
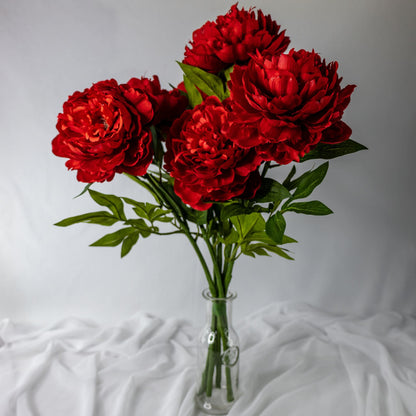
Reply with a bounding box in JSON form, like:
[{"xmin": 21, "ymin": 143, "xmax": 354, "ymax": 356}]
[{"xmin": 196, "ymin": 289, "xmax": 239, "ymax": 415}]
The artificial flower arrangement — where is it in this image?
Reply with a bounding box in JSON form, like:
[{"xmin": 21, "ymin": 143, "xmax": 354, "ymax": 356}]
[{"xmin": 52, "ymin": 4, "xmax": 365, "ymax": 413}]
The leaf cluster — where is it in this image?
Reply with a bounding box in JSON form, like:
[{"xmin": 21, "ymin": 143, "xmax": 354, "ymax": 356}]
[
  {"xmin": 55, "ymin": 189, "xmax": 174, "ymax": 257},
  {"xmin": 55, "ymin": 132, "xmax": 366, "ymax": 262}
]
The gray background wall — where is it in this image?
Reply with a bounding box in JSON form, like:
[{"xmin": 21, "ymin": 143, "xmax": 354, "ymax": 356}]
[{"xmin": 1, "ymin": 0, "xmax": 415, "ymax": 325}]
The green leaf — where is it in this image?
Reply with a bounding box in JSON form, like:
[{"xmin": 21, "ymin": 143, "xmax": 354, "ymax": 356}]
[
  {"xmin": 300, "ymin": 139, "xmax": 368, "ymax": 162},
  {"xmin": 88, "ymin": 190, "xmax": 126, "ymax": 220},
  {"xmin": 221, "ymin": 229, "xmax": 239, "ymax": 245},
  {"xmin": 242, "ymin": 243, "xmax": 269, "ymax": 257},
  {"xmin": 241, "ymin": 242, "xmax": 294, "ymax": 260},
  {"xmin": 153, "ymin": 215, "xmax": 174, "ymax": 223},
  {"xmin": 265, "ymin": 212, "xmax": 286, "ymax": 244},
  {"xmin": 243, "ymin": 230, "xmax": 296, "ymax": 245},
  {"xmin": 133, "ymin": 206, "xmax": 149, "ymax": 220},
  {"xmin": 220, "ymin": 203, "xmax": 268, "ymax": 221},
  {"xmin": 183, "ymin": 75, "xmax": 203, "ymax": 108},
  {"xmin": 74, "ymin": 183, "xmax": 92, "ymax": 199},
  {"xmin": 90, "ymin": 228, "xmax": 135, "ymax": 247},
  {"xmin": 283, "ymin": 201, "xmax": 333, "ymax": 216},
  {"xmin": 254, "ymin": 178, "xmax": 291, "ymax": 203},
  {"xmin": 121, "ymin": 232, "xmax": 140, "ymax": 257},
  {"xmin": 178, "ymin": 62, "xmax": 226, "ymax": 100},
  {"xmin": 54, "ymin": 211, "xmax": 119, "ymax": 227},
  {"xmin": 292, "ymin": 162, "xmax": 328, "ymax": 200},
  {"xmin": 282, "ymin": 165, "xmax": 297, "ymax": 189},
  {"xmin": 126, "ymin": 201, "xmax": 170, "ymax": 224},
  {"xmin": 282, "ymin": 235, "xmax": 298, "ymax": 244},
  {"xmin": 231, "ymin": 213, "xmax": 265, "ymax": 241},
  {"xmin": 241, "ymin": 230, "xmax": 271, "ymax": 245},
  {"xmin": 149, "ymin": 209, "xmax": 174, "ymax": 223},
  {"xmin": 222, "ymin": 65, "xmax": 234, "ymax": 82},
  {"xmin": 262, "ymin": 244, "xmax": 294, "ymax": 260},
  {"xmin": 123, "ymin": 198, "xmax": 153, "ymax": 210},
  {"xmin": 220, "ymin": 203, "xmax": 251, "ymax": 221},
  {"xmin": 125, "ymin": 218, "xmax": 151, "ymax": 234}
]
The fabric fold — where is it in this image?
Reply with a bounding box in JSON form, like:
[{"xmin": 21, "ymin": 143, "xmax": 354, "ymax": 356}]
[{"xmin": 0, "ymin": 303, "xmax": 415, "ymax": 416}]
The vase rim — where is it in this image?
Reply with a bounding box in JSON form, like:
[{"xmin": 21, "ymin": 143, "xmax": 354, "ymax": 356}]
[{"xmin": 202, "ymin": 288, "xmax": 237, "ymax": 301}]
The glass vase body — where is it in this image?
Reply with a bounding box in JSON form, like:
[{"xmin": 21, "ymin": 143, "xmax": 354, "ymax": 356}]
[{"xmin": 196, "ymin": 289, "xmax": 239, "ymax": 415}]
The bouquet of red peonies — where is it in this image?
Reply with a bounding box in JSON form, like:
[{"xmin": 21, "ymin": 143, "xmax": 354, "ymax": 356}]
[{"xmin": 52, "ymin": 4, "xmax": 365, "ymax": 413}]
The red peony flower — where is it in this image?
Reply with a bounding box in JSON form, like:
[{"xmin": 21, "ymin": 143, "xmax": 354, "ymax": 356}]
[
  {"xmin": 227, "ymin": 49, "xmax": 356, "ymax": 164},
  {"xmin": 52, "ymin": 79, "xmax": 154, "ymax": 183},
  {"xmin": 183, "ymin": 4, "xmax": 290, "ymax": 73},
  {"xmin": 164, "ymin": 96, "xmax": 262, "ymax": 210}
]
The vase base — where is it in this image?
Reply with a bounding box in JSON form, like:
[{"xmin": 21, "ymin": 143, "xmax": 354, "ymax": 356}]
[{"xmin": 196, "ymin": 390, "xmax": 235, "ymax": 415}]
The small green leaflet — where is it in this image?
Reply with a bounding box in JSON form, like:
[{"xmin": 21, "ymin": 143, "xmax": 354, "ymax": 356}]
[
  {"xmin": 88, "ymin": 190, "xmax": 126, "ymax": 220},
  {"xmin": 90, "ymin": 227, "xmax": 145, "ymax": 258},
  {"xmin": 282, "ymin": 165, "xmax": 297, "ymax": 189},
  {"xmin": 230, "ymin": 213, "xmax": 265, "ymax": 241},
  {"xmin": 300, "ymin": 139, "xmax": 367, "ymax": 162},
  {"xmin": 90, "ymin": 228, "xmax": 137, "ymax": 247},
  {"xmin": 291, "ymin": 162, "xmax": 328, "ymax": 200},
  {"xmin": 124, "ymin": 219, "xmax": 152, "ymax": 237},
  {"xmin": 121, "ymin": 232, "xmax": 140, "ymax": 257},
  {"xmin": 183, "ymin": 75, "xmax": 203, "ymax": 108},
  {"xmin": 241, "ymin": 242, "xmax": 294, "ymax": 260},
  {"xmin": 177, "ymin": 62, "xmax": 227, "ymax": 100},
  {"xmin": 122, "ymin": 199, "xmax": 173, "ymax": 223},
  {"xmin": 265, "ymin": 212, "xmax": 286, "ymax": 244},
  {"xmin": 219, "ymin": 203, "xmax": 267, "ymax": 221},
  {"xmin": 222, "ymin": 65, "xmax": 234, "ymax": 82},
  {"xmin": 73, "ymin": 183, "xmax": 92, "ymax": 199},
  {"xmin": 283, "ymin": 201, "xmax": 333, "ymax": 215},
  {"xmin": 54, "ymin": 211, "xmax": 119, "ymax": 227},
  {"xmin": 254, "ymin": 178, "xmax": 291, "ymax": 203}
]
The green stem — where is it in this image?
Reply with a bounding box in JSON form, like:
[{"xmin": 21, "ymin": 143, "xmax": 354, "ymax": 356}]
[
  {"xmin": 151, "ymin": 230, "xmax": 184, "ymax": 236},
  {"xmin": 216, "ymin": 242, "xmax": 223, "ymax": 281},
  {"xmin": 215, "ymin": 327, "xmax": 222, "ymax": 388},
  {"xmin": 146, "ymin": 174, "xmax": 217, "ymax": 296},
  {"xmin": 201, "ymin": 227, "xmax": 224, "ymax": 298},
  {"xmin": 214, "ymin": 301, "xmax": 234, "ymax": 402},
  {"xmin": 205, "ymin": 315, "xmax": 217, "ymax": 397},
  {"xmin": 198, "ymin": 315, "xmax": 217, "ymax": 396},
  {"xmin": 224, "ymin": 244, "xmax": 239, "ymax": 292}
]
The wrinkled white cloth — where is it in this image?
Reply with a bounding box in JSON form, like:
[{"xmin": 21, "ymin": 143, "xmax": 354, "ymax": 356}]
[{"xmin": 1, "ymin": 303, "xmax": 415, "ymax": 416}]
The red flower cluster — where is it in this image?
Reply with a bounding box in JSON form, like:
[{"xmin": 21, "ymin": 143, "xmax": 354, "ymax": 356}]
[
  {"xmin": 164, "ymin": 97, "xmax": 262, "ymax": 210},
  {"xmin": 183, "ymin": 4, "xmax": 290, "ymax": 73},
  {"xmin": 52, "ymin": 77, "xmax": 187, "ymax": 182},
  {"xmin": 227, "ymin": 49, "xmax": 355, "ymax": 164},
  {"xmin": 53, "ymin": 4, "xmax": 356, "ymax": 210}
]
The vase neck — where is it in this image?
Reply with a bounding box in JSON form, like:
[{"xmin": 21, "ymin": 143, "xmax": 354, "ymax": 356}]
[{"xmin": 203, "ymin": 289, "xmax": 236, "ymax": 324}]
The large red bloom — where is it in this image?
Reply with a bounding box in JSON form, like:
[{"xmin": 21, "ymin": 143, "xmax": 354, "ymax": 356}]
[
  {"xmin": 183, "ymin": 4, "xmax": 290, "ymax": 73},
  {"xmin": 52, "ymin": 77, "xmax": 183, "ymax": 183},
  {"xmin": 164, "ymin": 97, "xmax": 262, "ymax": 210},
  {"xmin": 227, "ymin": 49, "xmax": 356, "ymax": 164}
]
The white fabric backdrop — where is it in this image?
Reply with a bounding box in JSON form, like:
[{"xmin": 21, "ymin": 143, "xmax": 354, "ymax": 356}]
[
  {"xmin": 0, "ymin": 0, "xmax": 415, "ymax": 325},
  {"xmin": 1, "ymin": 303, "xmax": 415, "ymax": 416}
]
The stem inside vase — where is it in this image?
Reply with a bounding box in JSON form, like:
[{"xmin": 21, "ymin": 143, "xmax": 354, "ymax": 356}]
[{"xmin": 196, "ymin": 289, "xmax": 239, "ymax": 415}]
